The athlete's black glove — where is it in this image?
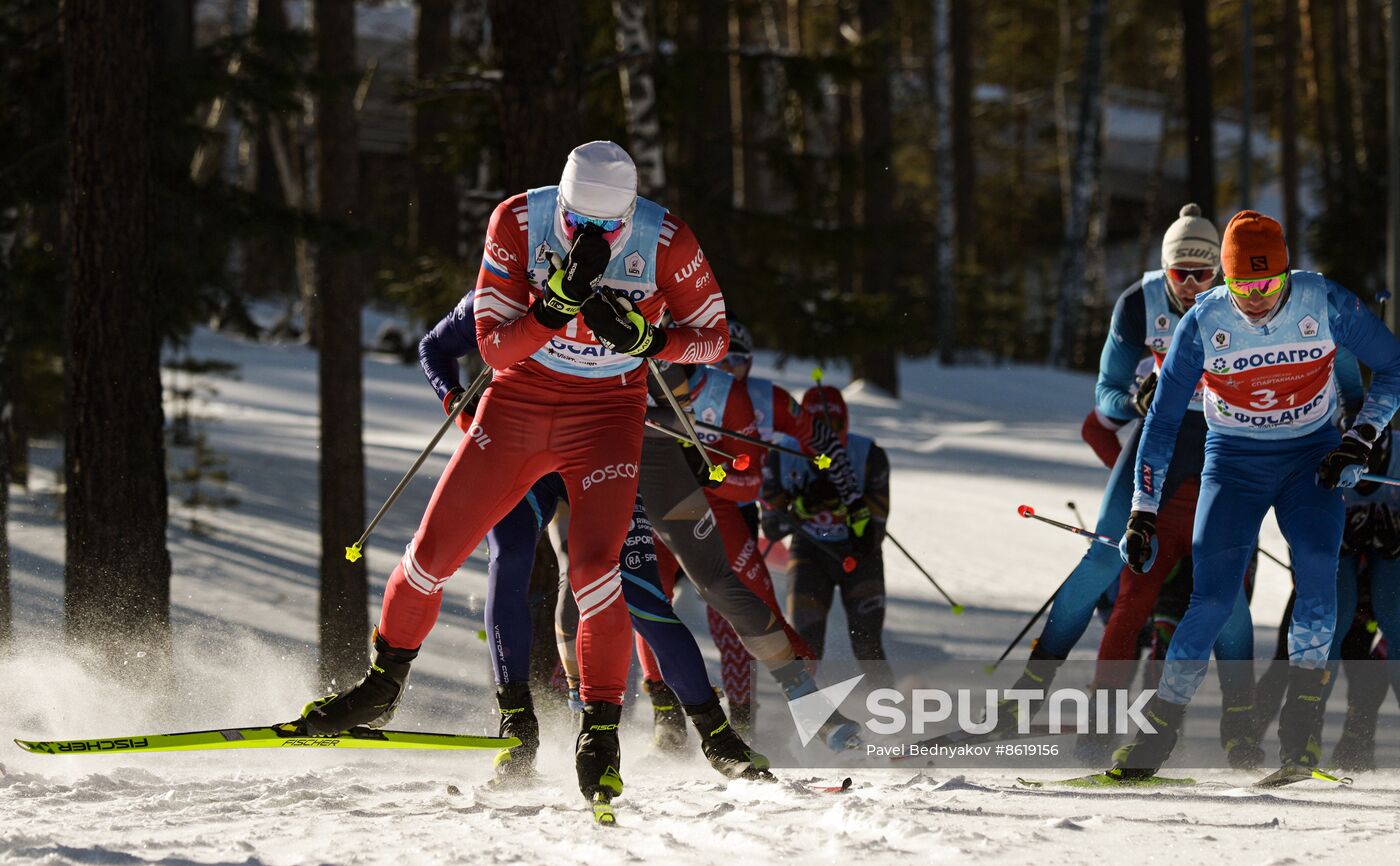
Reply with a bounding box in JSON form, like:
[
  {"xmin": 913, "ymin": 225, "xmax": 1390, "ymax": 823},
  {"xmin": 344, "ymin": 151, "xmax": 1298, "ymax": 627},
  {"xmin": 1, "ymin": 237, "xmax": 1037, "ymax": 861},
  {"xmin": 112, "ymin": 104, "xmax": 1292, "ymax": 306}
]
[
  {"xmin": 760, "ymin": 507, "xmax": 794, "ymax": 542},
  {"xmin": 442, "ymin": 387, "xmax": 480, "ymax": 434},
  {"xmin": 1341, "ymin": 504, "xmax": 1378, "ymax": 556},
  {"xmin": 1318, "ymin": 425, "xmax": 1377, "ymax": 489},
  {"xmin": 1132, "ymin": 371, "xmax": 1159, "ymax": 417},
  {"xmin": 846, "ymin": 497, "xmax": 878, "ymax": 555},
  {"xmin": 795, "ymin": 476, "xmax": 843, "ymax": 520},
  {"xmin": 680, "ymin": 441, "xmax": 723, "ymax": 489},
  {"xmin": 581, "ymin": 289, "xmax": 669, "ymax": 357},
  {"xmin": 1371, "ymin": 507, "xmax": 1400, "ymax": 560},
  {"xmin": 1119, "ymin": 510, "xmax": 1158, "ymax": 574},
  {"xmin": 532, "ymin": 227, "xmax": 611, "ymax": 329}
]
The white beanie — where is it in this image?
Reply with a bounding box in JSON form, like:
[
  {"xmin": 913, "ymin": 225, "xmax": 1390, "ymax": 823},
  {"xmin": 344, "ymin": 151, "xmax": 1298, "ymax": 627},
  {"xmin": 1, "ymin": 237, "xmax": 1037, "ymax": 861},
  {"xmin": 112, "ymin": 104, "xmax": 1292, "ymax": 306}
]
[
  {"xmin": 1160, "ymin": 203, "xmax": 1221, "ymax": 267},
  {"xmin": 559, "ymin": 141, "xmax": 638, "ymax": 220}
]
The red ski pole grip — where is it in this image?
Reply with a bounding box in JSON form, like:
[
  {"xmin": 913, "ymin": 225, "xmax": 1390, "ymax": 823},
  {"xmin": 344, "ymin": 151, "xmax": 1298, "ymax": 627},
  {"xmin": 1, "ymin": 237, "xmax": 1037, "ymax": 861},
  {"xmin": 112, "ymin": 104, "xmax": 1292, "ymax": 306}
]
[{"xmin": 1017, "ymin": 504, "xmax": 1035, "ymax": 518}]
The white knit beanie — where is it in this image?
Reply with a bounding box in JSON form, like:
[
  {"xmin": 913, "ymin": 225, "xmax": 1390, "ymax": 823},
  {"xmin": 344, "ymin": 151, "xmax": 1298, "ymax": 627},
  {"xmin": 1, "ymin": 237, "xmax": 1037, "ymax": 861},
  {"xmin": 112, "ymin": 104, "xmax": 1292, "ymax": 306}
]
[
  {"xmin": 1160, "ymin": 203, "xmax": 1221, "ymax": 267},
  {"xmin": 558, "ymin": 141, "xmax": 638, "ymax": 220}
]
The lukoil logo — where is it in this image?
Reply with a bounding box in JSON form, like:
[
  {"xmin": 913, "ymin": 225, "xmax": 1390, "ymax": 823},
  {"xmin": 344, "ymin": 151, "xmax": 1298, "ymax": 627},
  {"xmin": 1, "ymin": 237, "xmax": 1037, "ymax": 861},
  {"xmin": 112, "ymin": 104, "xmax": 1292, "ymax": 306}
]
[
  {"xmin": 581, "ymin": 462, "xmax": 639, "ymax": 490},
  {"xmin": 468, "ymin": 423, "xmax": 492, "ymax": 450}
]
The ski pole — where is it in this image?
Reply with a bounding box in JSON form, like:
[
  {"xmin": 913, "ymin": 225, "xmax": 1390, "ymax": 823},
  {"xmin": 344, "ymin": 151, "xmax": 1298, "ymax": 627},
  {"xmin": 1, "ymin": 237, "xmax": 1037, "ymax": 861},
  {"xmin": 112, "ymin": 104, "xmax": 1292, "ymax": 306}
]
[
  {"xmin": 643, "ymin": 419, "xmax": 750, "ymax": 470},
  {"xmin": 692, "ymin": 419, "xmax": 829, "ymax": 468},
  {"xmin": 646, "ymin": 359, "xmax": 726, "ymax": 483},
  {"xmin": 987, "ymin": 589, "xmax": 1058, "ymax": 672},
  {"xmin": 885, "ymin": 530, "xmax": 965, "ymax": 614},
  {"xmin": 345, "ymin": 365, "xmax": 493, "ymax": 562},
  {"xmin": 1360, "ymin": 472, "xmax": 1400, "ymax": 487},
  {"xmin": 1016, "ymin": 504, "xmax": 1118, "ymax": 548},
  {"xmin": 778, "ymin": 510, "xmax": 856, "ymax": 573},
  {"xmin": 1066, "ymin": 500, "xmax": 1087, "ymax": 530},
  {"xmin": 1256, "ymin": 545, "xmax": 1292, "ymax": 573}
]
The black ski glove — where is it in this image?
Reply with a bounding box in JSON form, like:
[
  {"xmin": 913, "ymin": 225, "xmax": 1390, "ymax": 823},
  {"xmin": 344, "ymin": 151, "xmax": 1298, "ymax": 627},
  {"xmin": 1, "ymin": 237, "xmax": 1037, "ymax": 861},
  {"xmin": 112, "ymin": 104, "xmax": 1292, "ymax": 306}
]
[
  {"xmin": 1119, "ymin": 510, "xmax": 1158, "ymax": 574},
  {"xmin": 795, "ymin": 476, "xmax": 843, "ymax": 520},
  {"xmin": 532, "ymin": 227, "xmax": 611, "ymax": 329},
  {"xmin": 1372, "ymin": 506, "xmax": 1400, "ymax": 560},
  {"xmin": 1318, "ymin": 425, "xmax": 1377, "ymax": 489},
  {"xmin": 1133, "ymin": 371, "xmax": 1159, "ymax": 417},
  {"xmin": 847, "ymin": 498, "xmax": 878, "ymax": 555},
  {"xmin": 680, "ymin": 441, "xmax": 723, "ymax": 489},
  {"xmin": 581, "ymin": 289, "xmax": 669, "ymax": 357}
]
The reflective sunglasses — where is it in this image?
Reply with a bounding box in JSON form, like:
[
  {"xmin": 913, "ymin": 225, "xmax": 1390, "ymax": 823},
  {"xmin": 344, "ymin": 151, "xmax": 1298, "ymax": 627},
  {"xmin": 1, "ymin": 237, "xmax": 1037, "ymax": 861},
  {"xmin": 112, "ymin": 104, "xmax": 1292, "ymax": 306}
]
[
  {"xmin": 1168, "ymin": 266, "xmax": 1216, "ymax": 284},
  {"xmin": 563, "ymin": 210, "xmax": 626, "ymax": 233},
  {"xmin": 1225, "ymin": 271, "xmax": 1288, "ymax": 298}
]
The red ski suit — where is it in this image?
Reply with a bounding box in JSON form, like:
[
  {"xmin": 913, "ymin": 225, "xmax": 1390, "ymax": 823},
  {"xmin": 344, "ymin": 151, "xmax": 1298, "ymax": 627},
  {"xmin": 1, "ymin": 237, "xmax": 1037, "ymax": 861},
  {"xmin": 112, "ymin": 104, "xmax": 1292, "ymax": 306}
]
[{"xmin": 377, "ymin": 193, "xmax": 727, "ymax": 704}]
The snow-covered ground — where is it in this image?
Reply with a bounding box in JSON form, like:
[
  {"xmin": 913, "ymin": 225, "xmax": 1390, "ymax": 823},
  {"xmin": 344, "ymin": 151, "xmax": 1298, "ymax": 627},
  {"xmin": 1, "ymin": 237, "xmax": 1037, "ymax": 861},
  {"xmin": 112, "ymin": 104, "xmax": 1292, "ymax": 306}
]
[{"xmin": 3, "ymin": 329, "xmax": 1398, "ymax": 864}]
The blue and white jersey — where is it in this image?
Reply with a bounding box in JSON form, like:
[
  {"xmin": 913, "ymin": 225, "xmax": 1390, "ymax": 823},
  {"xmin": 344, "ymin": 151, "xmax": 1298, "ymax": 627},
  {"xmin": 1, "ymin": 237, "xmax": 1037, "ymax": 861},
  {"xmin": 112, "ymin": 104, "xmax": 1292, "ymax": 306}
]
[
  {"xmin": 523, "ymin": 185, "xmax": 667, "ymax": 378},
  {"xmin": 1132, "ymin": 271, "xmax": 1400, "ymax": 512},
  {"xmin": 687, "ymin": 365, "xmax": 738, "ymax": 446},
  {"xmin": 1096, "ymin": 272, "xmax": 1205, "ymax": 423},
  {"xmin": 769, "ymin": 432, "xmax": 874, "ymax": 542}
]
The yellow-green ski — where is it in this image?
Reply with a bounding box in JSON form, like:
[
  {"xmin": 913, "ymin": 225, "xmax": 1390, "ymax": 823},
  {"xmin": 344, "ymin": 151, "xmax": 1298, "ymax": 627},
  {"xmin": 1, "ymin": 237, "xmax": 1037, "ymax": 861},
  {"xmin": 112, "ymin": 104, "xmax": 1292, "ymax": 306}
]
[
  {"xmin": 15, "ymin": 724, "xmax": 518, "ymax": 755},
  {"xmin": 1017, "ymin": 773, "xmax": 1196, "ymax": 789},
  {"xmin": 1253, "ymin": 766, "xmax": 1353, "ymax": 789}
]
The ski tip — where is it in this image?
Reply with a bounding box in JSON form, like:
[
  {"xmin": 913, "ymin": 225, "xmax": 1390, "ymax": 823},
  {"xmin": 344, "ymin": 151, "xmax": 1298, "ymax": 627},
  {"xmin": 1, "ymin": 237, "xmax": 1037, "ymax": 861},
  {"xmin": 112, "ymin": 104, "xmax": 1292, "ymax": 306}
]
[
  {"xmin": 1017, "ymin": 504, "xmax": 1034, "ymax": 518},
  {"xmin": 13, "ymin": 739, "xmax": 44, "ymax": 754}
]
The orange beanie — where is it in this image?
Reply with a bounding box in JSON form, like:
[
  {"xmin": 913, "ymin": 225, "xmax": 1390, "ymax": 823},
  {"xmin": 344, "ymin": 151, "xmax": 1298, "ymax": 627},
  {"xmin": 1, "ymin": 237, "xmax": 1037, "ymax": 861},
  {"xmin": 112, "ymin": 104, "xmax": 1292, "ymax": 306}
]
[{"xmin": 1221, "ymin": 210, "xmax": 1288, "ymax": 278}]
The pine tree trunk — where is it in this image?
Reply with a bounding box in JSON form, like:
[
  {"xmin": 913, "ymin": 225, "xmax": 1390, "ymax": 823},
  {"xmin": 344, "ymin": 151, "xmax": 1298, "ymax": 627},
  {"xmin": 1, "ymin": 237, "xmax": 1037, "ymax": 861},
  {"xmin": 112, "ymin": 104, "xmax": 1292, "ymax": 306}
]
[
  {"xmin": 1330, "ymin": 0, "xmax": 1358, "ymax": 196},
  {"xmin": 854, "ymin": 0, "xmax": 898, "ymax": 395},
  {"xmin": 671, "ymin": 3, "xmax": 734, "ymax": 288},
  {"xmin": 62, "ymin": 0, "xmax": 172, "ymax": 648},
  {"xmin": 613, "ymin": 0, "xmax": 666, "ymax": 197},
  {"xmin": 932, "ymin": 0, "xmax": 956, "ymax": 366},
  {"xmin": 490, "ymin": 0, "xmax": 584, "ymax": 191},
  {"xmin": 1180, "ymin": 0, "xmax": 1215, "ymax": 221},
  {"xmin": 1048, "ymin": 0, "xmax": 1106, "ymax": 368},
  {"xmin": 414, "ymin": 0, "xmax": 457, "ymax": 258},
  {"xmin": 0, "ymin": 234, "xmax": 12, "ymax": 646},
  {"xmin": 1301, "ymin": 0, "xmax": 1334, "ymax": 192},
  {"xmin": 950, "ymin": 0, "xmax": 976, "ymax": 267},
  {"xmin": 1280, "ymin": 0, "xmax": 1301, "ymax": 256},
  {"xmin": 314, "ymin": 0, "xmax": 369, "ymax": 685}
]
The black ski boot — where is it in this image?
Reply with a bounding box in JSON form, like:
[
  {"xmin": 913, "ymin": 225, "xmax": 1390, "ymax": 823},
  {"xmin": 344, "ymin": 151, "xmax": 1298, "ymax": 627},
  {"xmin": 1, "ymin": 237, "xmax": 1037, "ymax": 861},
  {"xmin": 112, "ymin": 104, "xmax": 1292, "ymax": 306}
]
[
  {"xmin": 993, "ymin": 642, "xmax": 1065, "ymax": 732},
  {"xmin": 300, "ymin": 630, "xmax": 416, "ymax": 734},
  {"xmin": 728, "ymin": 700, "xmax": 753, "ymax": 737},
  {"xmin": 491, "ymin": 683, "xmax": 540, "ymax": 784},
  {"xmin": 1107, "ymin": 694, "xmax": 1186, "ymax": 781},
  {"xmin": 1328, "ymin": 704, "xmax": 1377, "ymax": 772},
  {"xmin": 1220, "ymin": 703, "xmax": 1265, "ymax": 770},
  {"xmin": 685, "ymin": 696, "xmax": 773, "ymax": 781},
  {"xmin": 644, "ymin": 679, "xmax": 688, "ymax": 754},
  {"xmin": 1073, "ymin": 684, "xmax": 1117, "ymax": 766},
  {"xmin": 576, "ymin": 701, "xmax": 624, "ymax": 811},
  {"xmin": 1277, "ymin": 667, "xmax": 1330, "ymax": 770}
]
